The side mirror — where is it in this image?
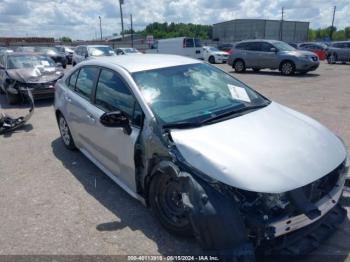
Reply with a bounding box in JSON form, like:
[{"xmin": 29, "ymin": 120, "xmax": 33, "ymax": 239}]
[
  {"xmin": 270, "ymin": 47, "xmax": 277, "ymax": 52},
  {"xmin": 100, "ymin": 110, "xmax": 132, "ymax": 135}
]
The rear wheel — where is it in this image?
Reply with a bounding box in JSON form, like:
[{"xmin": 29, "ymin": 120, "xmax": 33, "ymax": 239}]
[
  {"xmin": 233, "ymin": 59, "xmax": 246, "ymax": 73},
  {"xmin": 149, "ymin": 173, "xmax": 192, "ymax": 237},
  {"xmin": 58, "ymin": 115, "xmax": 76, "ymax": 150},
  {"xmin": 208, "ymin": 56, "xmax": 215, "ymax": 64},
  {"xmin": 280, "ymin": 61, "xmax": 295, "ymax": 76}
]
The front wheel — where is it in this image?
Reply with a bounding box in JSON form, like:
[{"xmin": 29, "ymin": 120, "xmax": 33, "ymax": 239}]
[
  {"xmin": 208, "ymin": 56, "xmax": 215, "ymax": 64},
  {"xmin": 58, "ymin": 115, "xmax": 76, "ymax": 150},
  {"xmin": 280, "ymin": 61, "xmax": 295, "ymax": 76},
  {"xmin": 149, "ymin": 173, "xmax": 192, "ymax": 237},
  {"xmin": 6, "ymin": 92, "xmax": 19, "ymax": 105},
  {"xmin": 327, "ymin": 54, "xmax": 337, "ymax": 64}
]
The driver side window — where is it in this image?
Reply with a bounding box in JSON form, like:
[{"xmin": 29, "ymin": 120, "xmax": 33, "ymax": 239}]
[{"xmin": 95, "ymin": 69, "xmax": 142, "ymax": 126}]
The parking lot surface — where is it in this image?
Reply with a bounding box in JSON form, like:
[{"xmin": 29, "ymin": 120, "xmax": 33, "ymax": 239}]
[{"xmin": 0, "ymin": 62, "xmax": 349, "ymax": 259}]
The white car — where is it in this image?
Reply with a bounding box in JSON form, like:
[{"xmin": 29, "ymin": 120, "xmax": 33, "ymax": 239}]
[
  {"xmin": 202, "ymin": 46, "xmax": 229, "ymax": 63},
  {"xmin": 54, "ymin": 54, "xmax": 348, "ymax": 259},
  {"xmin": 115, "ymin": 48, "xmax": 142, "ymax": 55}
]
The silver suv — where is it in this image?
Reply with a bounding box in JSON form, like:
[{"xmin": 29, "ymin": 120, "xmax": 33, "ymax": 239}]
[
  {"xmin": 72, "ymin": 45, "xmax": 115, "ymax": 66},
  {"xmin": 326, "ymin": 41, "xmax": 350, "ymax": 64},
  {"xmin": 54, "ymin": 54, "xmax": 348, "ymax": 258},
  {"xmin": 228, "ymin": 40, "xmax": 319, "ymax": 75}
]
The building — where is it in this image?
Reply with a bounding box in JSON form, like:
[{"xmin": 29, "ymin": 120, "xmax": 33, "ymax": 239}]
[
  {"xmin": 213, "ymin": 19, "xmax": 309, "ymax": 43},
  {"xmin": 0, "ymin": 37, "xmax": 54, "ymax": 45}
]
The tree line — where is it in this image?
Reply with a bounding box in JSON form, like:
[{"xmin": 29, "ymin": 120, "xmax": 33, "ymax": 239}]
[{"xmin": 308, "ymin": 26, "xmax": 350, "ymax": 41}]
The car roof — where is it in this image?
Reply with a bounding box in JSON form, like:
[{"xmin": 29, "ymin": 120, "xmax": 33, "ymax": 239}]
[
  {"xmin": 6, "ymin": 52, "xmax": 48, "ymax": 56},
  {"xmin": 77, "ymin": 45, "xmax": 111, "ymax": 48},
  {"xmin": 236, "ymin": 39, "xmax": 282, "ymax": 44},
  {"xmin": 84, "ymin": 54, "xmax": 203, "ymax": 73}
]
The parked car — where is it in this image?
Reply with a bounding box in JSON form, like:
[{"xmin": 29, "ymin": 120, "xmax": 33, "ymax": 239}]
[
  {"xmin": 217, "ymin": 43, "xmax": 234, "ymax": 54},
  {"xmin": 72, "ymin": 45, "xmax": 116, "ymax": 66},
  {"xmin": 0, "ymin": 52, "xmax": 64, "ymax": 104},
  {"xmin": 15, "ymin": 46, "xmax": 36, "ymax": 52},
  {"xmin": 298, "ymin": 42, "xmax": 327, "ymax": 60},
  {"xmin": 115, "ymin": 47, "xmax": 142, "ymax": 55},
  {"xmin": 54, "ymin": 54, "xmax": 348, "ymax": 258},
  {"xmin": 147, "ymin": 37, "xmax": 202, "ymax": 59},
  {"xmin": 326, "ymin": 41, "xmax": 350, "ymax": 64},
  {"xmin": 34, "ymin": 46, "xmax": 67, "ymax": 68},
  {"xmin": 228, "ymin": 40, "xmax": 319, "ymax": 75},
  {"xmin": 56, "ymin": 46, "xmax": 75, "ymax": 64},
  {"xmin": 201, "ymin": 46, "xmax": 229, "ymax": 63}
]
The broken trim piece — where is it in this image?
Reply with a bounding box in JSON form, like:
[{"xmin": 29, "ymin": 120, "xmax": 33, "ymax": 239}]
[
  {"xmin": 0, "ymin": 89, "xmax": 34, "ymax": 135},
  {"xmin": 270, "ymin": 172, "xmax": 346, "ymax": 237}
]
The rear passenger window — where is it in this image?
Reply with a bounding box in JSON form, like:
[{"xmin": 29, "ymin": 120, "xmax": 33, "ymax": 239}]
[
  {"xmin": 68, "ymin": 70, "xmax": 79, "ymax": 89},
  {"xmin": 75, "ymin": 67, "xmax": 99, "ymax": 100},
  {"xmin": 235, "ymin": 43, "xmax": 247, "ymax": 50},
  {"xmin": 95, "ymin": 69, "xmax": 135, "ymax": 117}
]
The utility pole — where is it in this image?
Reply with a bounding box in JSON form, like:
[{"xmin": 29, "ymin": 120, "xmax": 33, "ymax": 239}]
[
  {"xmin": 99, "ymin": 16, "xmax": 103, "ymax": 40},
  {"xmin": 280, "ymin": 7, "xmax": 284, "ymax": 41},
  {"xmin": 130, "ymin": 14, "xmax": 134, "ymax": 47},
  {"xmin": 330, "ymin": 6, "xmax": 336, "ymax": 40},
  {"xmin": 119, "ymin": 0, "xmax": 124, "ymax": 40}
]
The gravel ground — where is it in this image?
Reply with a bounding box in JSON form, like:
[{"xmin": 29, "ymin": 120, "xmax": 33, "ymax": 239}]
[{"xmin": 0, "ymin": 62, "xmax": 349, "ymax": 260}]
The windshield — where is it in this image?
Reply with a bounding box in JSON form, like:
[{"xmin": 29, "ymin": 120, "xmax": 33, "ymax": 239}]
[
  {"xmin": 133, "ymin": 63, "xmax": 269, "ymax": 125},
  {"xmin": 36, "ymin": 47, "xmax": 60, "ymax": 54},
  {"xmin": 273, "ymin": 42, "xmax": 295, "ymax": 51},
  {"xmin": 7, "ymin": 55, "xmax": 56, "ymax": 69},
  {"xmin": 88, "ymin": 46, "xmax": 115, "ymax": 57},
  {"xmin": 124, "ymin": 48, "xmax": 139, "ymax": 53},
  {"xmin": 208, "ymin": 47, "xmax": 220, "ymax": 52}
]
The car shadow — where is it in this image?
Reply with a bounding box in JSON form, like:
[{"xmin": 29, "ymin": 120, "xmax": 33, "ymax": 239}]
[
  {"xmin": 50, "ymin": 138, "xmax": 201, "ymax": 256},
  {"xmin": 228, "ymin": 70, "xmax": 320, "ymax": 78}
]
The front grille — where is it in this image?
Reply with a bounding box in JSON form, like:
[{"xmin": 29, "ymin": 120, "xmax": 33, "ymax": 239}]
[{"xmin": 303, "ymin": 161, "xmax": 344, "ymax": 203}]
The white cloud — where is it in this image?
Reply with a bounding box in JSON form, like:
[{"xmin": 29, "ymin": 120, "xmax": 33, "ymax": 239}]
[{"xmin": 0, "ymin": 0, "xmax": 349, "ymax": 40}]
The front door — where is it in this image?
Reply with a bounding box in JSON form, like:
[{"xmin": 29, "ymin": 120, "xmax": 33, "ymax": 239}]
[
  {"xmin": 258, "ymin": 42, "xmax": 279, "ymax": 69},
  {"xmin": 84, "ymin": 68, "xmax": 142, "ymax": 192}
]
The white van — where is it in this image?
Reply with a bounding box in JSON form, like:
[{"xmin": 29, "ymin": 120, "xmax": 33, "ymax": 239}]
[{"xmin": 149, "ymin": 37, "xmax": 202, "ymax": 59}]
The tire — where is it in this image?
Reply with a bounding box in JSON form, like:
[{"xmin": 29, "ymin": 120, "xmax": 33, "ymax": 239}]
[
  {"xmin": 72, "ymin": 62, "xmax": 76, "ymax": 67},
  {"xmin": 149, "ymin": 173, "xmax": 192, "ymax": 237},
  {"xmin": 208, "ymin": 56, "xmax": 215, "ymax": 64},
  {"xmin": 252, "ymin": 68, "xmax": 260, "ymax": 72},
  {"xmin": 327, "ymin": 53, "xmax": 337, "ymax": 64},
  {"xmin": 280, "ymin": 61, "xmax": 295, "ymax": 76},
  {"xmin": 6, "ymin": 92, "xmax": 19, "ymax": 105},
  {"xmin": 233, "ymin": 59, "xmax": 246, "ymax": 73},
  {"xmin": 58, "ymin": 115, "xmax": 76, "ymax": 150},
  {"xmin": 63, "ymin": 64, "xmax": 67, "ymax": 69},
  {"xmin": 0, "ymin": 86, "xmax": 5, "ymax": 95}
]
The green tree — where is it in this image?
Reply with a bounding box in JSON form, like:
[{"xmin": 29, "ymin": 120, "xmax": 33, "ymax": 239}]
[{"xmin": 59, "ymin": 36, "xmax": 72, "ymax": 43}]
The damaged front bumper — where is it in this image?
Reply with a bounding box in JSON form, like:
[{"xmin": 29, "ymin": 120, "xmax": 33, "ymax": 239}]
[
  {"xmin": 269, "ymin": 172, "xmax": 346, "ymax": 238},
  {"xmin": 0, "ymin": 90, "xmax": 34, "ymax": 135},
  {"xmin": 18, "ymin": 85, "xmax": 55, "ymax": 100}
]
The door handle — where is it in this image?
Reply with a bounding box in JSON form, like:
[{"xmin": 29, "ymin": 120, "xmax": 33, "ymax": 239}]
[
  {"xmin": 64, "ymin": 94, "xmax": 72, "ymax": 103},
  {"xmin": 86, "ymin": 113, "xmax": 96, "ymax": 123}
]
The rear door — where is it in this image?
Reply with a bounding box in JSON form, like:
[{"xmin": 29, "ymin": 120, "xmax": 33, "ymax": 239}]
[
  {"xmin": 183, "ymin": 38, "xmax": 202, "ymax": 59},
  {"xmin": 243, "ymin": 42, "xmax": 260, "ymax": 68},
  {"xmin": 64, "ymin": 66, "xmax": 99, "ymax": 151},
  {"xmin": 85, "ymin": 68, "xmax": 143, "ymax": 191}
]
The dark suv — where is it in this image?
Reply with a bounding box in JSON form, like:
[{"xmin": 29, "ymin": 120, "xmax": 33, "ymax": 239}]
[
  {"xmin": 228, "ymin": 40, "xmax": 319, "ymax": 75},
  {"xmin": 326, "ymin": 41, "xmax": 350, "ymax": 64}
]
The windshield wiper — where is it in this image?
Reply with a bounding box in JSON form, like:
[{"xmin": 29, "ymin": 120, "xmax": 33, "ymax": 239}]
[
  {"xmin": 201, "ymin": 102, "xmax": 270, "ymax": 125},
  {"xmin": 162, "ymin": 121, "xmax": 202, "ymax": 129}
]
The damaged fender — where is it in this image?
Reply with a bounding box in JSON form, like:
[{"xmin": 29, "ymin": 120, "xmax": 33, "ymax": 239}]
[
  {"xmin": 0, "ymin": 90, "xmax": 34, "ymax": 135},
  {"xmin": 179, "ymin": 172, "xmax": 254, "ymax": 258}
]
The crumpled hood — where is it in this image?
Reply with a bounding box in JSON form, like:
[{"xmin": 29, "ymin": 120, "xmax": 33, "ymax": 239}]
[
  {"xmin": 6, "ymin": 67, "xmax": 64, "ymax": 84},
  {"xmin": 171, "ymin": 102, "xmax": 346, "ymax": 193}
]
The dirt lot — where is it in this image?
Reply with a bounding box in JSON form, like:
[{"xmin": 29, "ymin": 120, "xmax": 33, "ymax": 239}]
[{"xmin": 0, "ymin": 62, "xmax": 349, "ymax": 260}]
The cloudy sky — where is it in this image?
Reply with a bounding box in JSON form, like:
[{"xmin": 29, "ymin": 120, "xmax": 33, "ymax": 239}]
[{"xmin": 0, "ymin": 0, "xmax": 349, "ymax": 40}]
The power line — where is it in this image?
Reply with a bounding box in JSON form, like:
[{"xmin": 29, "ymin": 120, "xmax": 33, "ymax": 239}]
[{"xmin": 330, "ymin": 5, "xmax": 336, "ymax": 40}]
